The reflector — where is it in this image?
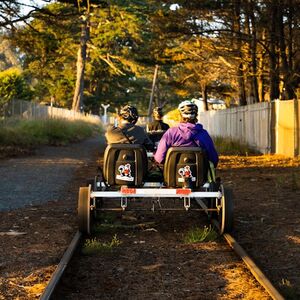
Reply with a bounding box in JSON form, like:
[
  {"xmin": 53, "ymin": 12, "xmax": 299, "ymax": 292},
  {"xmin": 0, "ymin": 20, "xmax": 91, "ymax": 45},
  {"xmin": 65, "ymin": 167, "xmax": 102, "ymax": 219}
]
[
  {"xmin": 176, "ymin": 188, "xmax": 191, "ymax": 195},
  {"xmin": 121, "ymin": 187, "xmax": 136, "ymax": 194}
]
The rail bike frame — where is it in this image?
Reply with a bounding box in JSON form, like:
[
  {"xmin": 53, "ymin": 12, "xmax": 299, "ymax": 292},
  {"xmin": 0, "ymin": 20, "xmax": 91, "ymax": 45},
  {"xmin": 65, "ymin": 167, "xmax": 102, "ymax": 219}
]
[
  {"xmin": 78, "ymin": 179, "xmax": 233, "ymax": 236},
  {"xmin": 78, "ymin": 146, "xmax": 233, "ymax": 236}
]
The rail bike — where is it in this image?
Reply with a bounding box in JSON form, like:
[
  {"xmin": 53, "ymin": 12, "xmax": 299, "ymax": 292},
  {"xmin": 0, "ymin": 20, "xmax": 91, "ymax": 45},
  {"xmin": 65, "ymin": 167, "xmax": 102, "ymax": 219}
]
[{"xmin": 77, "ymin": 143, "xmax": 233, "ymax": 235}]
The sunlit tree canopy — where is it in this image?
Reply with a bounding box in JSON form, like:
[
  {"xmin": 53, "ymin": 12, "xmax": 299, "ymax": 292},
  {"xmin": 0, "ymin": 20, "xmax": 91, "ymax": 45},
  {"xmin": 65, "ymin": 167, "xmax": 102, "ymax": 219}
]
[{"xmin": 0, "ymin": 0, "xmax": 298, "ymax": 112}]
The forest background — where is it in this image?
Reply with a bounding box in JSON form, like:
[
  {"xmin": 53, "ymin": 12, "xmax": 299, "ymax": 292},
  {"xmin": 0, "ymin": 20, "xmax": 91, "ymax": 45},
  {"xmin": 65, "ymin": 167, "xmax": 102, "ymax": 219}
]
[{"xmin": 0, "ymin": 0, "xmax": 299, "ymax": 116}]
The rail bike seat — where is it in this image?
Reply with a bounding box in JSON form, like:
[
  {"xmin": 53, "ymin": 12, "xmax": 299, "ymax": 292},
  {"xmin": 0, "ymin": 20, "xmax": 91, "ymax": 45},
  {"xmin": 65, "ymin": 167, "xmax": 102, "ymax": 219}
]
[
  {"xmin": 163, "ymin": 147, "xmax": 209, "ymax": 189},
  {"xmin": 103, "ymin": 143, "xmax": 148, "ymax": 187}
]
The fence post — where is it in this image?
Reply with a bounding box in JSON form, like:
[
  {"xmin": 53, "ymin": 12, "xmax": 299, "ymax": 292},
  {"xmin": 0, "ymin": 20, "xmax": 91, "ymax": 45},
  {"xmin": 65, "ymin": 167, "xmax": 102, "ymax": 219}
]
[
  {"xmin": 269, "ymin": 100, "xmax": 275, "ymax": 154},
  {"xmin": 267, "ymin": 102, "xmax": 272, "ymax": 154},
  {"xmin": 294, "ymin": 99, "xmax": 299, "ymax": 156}
]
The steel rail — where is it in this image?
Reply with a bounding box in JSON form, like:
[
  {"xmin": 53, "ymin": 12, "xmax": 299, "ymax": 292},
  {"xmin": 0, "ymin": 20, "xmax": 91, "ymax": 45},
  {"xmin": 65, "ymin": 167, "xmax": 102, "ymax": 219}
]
[
  {"xmin": 223, "ymin": 233, "xmax": 284, "ymax": 300},
  {"xmin": 40, "ymin": 231, "xmax": 82, "ymax": 300},
  {"xmin": 41, "ymin": 211, "xmax": 284, "ymax": 300}
]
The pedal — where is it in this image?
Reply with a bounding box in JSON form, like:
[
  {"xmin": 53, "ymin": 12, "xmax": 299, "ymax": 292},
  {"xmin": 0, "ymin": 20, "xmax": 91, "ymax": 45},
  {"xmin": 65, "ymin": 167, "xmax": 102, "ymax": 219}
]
[
  {"xmin": 121, "ymin": 197, "xmax": 127, "ymax": 210},
  {"xmin": 184, "ymin": 197, "xmax": 190, "ymax": 211}
]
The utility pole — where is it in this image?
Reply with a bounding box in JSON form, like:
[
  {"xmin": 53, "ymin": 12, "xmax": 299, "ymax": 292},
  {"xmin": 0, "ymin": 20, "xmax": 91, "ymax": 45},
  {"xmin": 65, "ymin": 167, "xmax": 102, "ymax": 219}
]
[
  {"xmin": 101, "ymin": 103, "xmax": 110, "ymax": 124},
  {"xmin": 148, "ymin": 65, "xmax": 159, "ymax": 117}
]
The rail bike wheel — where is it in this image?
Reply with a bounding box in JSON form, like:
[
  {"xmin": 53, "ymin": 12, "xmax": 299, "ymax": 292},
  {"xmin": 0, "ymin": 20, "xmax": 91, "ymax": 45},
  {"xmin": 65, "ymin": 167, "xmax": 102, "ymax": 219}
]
[
  {"xmin": 78, "ymin": 186, "xmax": 91, "ymax": 234},
  {"xmin": 218, "ymin": 186, "xmax": 234, "ymax": 235}
]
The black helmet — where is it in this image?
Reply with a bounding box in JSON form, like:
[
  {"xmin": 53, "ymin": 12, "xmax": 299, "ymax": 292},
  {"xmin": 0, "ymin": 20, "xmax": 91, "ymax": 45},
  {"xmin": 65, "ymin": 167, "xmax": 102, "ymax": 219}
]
[
  {"xmin": 178, "ymin": 100, "xmax": 198, "ymax": 120},
  {"xmin": 119, "ymin": 105, "xmax": 139, "ymax": 124},
  {"xmin": 153, "ymin": 106, "xmax": 163, "ymax": 119}
]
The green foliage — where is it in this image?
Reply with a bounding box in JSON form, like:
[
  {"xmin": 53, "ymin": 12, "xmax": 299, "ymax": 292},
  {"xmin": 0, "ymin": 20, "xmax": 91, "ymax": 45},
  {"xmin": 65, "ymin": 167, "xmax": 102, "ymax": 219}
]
[
  {"xmin": 6, "ymin": 0, "xmax": 298, "ymax": 112},
  {"xmin": 0, "ymin": 68, "xmax": 32, "ymax": 106},
  {"xmin": 165, "ymin": 108, "xmax": 181, "ymax": 122},
  {"xmin": 183, "ymin": 226, "xmax": 218, "ymax": 243},
  {"xmin": 82, "ymin": 235, "xmax": 122, "ymax": 255},
  {"xmin": 0, "ymin": 118, "xmax": 96, "ymax": 148},
  {"xmin": 11, "ymin": 3, "xmax": 79, "ymax": 106}
]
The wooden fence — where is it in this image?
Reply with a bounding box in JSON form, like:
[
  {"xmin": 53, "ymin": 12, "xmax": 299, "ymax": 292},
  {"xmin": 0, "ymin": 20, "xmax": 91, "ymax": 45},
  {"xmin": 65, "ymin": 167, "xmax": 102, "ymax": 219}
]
[
  {"xmin": 271, "ymin": 99, "xmax": 300, "ymax": 157},
  {"xmin": 3, "ymin": 99, "xmax": 299, "ymax": 156},
  {"xmin": 1, "ymin": 99, "xmax": 101, "ymax": 125},
  {"xmin": 199, "ymin": 100, "xmax": 300, "ymax": 157}
]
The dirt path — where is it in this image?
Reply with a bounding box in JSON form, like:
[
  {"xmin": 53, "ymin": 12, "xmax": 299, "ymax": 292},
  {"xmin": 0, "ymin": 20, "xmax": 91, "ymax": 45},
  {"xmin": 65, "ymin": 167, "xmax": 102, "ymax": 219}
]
[
  {"xmin": 0, "ymin": 136, "xmax": 104, "ymax": 211},
  {"xmin": 0, "ymin": 140, "xmax": 299, "ymax": 299},
  {"xmin": 0, "ymin": 136, "xmax": 105, "ymax": 299}
]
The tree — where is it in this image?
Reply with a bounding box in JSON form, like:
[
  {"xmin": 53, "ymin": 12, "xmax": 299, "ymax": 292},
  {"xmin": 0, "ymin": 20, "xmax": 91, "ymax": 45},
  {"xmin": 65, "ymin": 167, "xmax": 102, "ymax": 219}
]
[
  {"xmin": 0, "ymin": 37, "xmax": 20, "ymax": 70},
  {"xmin": 0, "ymin": 67, "xmax": 32, "ymax": 105},
  {"xmin": 0, "ymin": 1, "xmax": 53, "ymax": 29},
  {"xmin": 3, "ymin": 0, "xmax": 299, "ymax": 113},
  {"xmin": 10, "ymin": 3, "xmax": 80, "ymax": 107}
]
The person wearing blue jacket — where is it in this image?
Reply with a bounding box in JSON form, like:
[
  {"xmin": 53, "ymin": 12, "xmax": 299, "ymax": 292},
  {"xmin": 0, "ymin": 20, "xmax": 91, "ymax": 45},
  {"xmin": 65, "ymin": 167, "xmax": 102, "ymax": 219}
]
[{"xmin": 154, "ymin": 100, "xmax": 219, "ymax": 168}]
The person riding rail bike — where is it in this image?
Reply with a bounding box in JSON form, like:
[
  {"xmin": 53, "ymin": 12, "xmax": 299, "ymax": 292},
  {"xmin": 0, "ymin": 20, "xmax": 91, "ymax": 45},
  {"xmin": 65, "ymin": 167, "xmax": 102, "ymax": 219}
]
[
  {"xmin": 146, "ymin": 107, "xmax": 170, "ymax": 147},
  {"xmin": 154, "ymin": 100, "xmax": 219, "ymax": 179},
  {"xmin": 105, "ymin": 104, "xmax": 154, "ymax": 151}
]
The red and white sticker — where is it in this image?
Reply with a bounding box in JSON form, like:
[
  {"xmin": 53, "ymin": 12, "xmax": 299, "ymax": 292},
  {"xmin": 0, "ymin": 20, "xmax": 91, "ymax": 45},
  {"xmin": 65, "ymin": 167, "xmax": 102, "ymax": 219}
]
[
  {"xmin": 116, "ymin": 164, "xmax": 134, "ymax": 181},
  {"xmin": 178, "ymin": 165, "xmax": 196, "ymax": 182}
]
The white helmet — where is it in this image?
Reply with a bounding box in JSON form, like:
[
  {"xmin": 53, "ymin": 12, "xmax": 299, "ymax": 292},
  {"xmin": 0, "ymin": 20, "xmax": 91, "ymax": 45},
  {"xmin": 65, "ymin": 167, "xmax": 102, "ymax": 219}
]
[{"xmin": 178, "ymin": 100, "xmax": 198, "ymax": 120}]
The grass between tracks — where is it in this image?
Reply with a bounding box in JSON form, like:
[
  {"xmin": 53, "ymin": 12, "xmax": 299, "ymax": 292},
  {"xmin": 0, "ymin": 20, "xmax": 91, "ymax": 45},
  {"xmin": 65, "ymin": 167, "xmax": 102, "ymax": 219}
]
[
  {"xmin": 82, "ymin": 235, "xmax": 122, "ymax": 255},
  {"xmin": 183, "ymin": 225, "xmax": 218, "ymax": 243}
]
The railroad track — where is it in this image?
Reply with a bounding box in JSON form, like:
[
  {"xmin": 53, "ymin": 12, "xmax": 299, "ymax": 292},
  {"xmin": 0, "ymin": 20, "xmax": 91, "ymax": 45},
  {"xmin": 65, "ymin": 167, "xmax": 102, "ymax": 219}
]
[
  {"xmin": 223, "ymin": 234, "xmax": 284, "ymax": 300},
  {"xmin": 40, "ymin": 231, "xmax": 82, "ymax": 300},
  {"xmin": 40, "ymin": 227, "xmax": 285, "ymax": 300}
]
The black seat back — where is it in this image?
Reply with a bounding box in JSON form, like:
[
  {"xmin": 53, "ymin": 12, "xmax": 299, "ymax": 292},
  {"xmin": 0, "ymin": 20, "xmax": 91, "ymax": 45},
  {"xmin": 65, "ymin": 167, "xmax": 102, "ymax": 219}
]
[
  {"xmin": 163, "ymin": 147, "xmax": 208, "ymax": 188},
  {"xmin": 148, "ymin": 132, "xmax": 165, "ymax": 145},
  {"xmin": 103, "ymin": 144, "xmax": 147, "ymax": 186}
]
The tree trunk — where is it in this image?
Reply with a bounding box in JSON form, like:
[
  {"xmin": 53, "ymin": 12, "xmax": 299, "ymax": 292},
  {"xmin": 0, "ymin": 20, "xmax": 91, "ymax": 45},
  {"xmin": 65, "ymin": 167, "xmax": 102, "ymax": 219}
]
[
  {"xmin": 233, "ymin": 0, "xmax": 247, "ymax": 106},
  {"xmin": 258, "ymin": 28, "xmax": 266, "ymax": 102},
  {"xmin": 278, "ymin": 0, "xmax": 295, "ymax": 99},
  {"xmin": 249, "ymin": 0, "xmax": 259, "ymax": 103},
  {"xmin": 72, "ymin": 18, "xmax": 89, "ymax": 111},
  {"xmin": 287, "ymin": 0, "xmax": 294, "ymax": 70},
  {"xmin": 148, "ymin": 65, "xmax": 159, "ymax": 117},
  {"xmin": 237, "ymin": 64, "xmax": 247, "ymax": 105},
  {"xmin": 201, "ymin": 82, "xmax": 208, "ymax": 111},
  {"xmin": 269, "ymin": 1, "xmax": 280, "ymax": 100}
]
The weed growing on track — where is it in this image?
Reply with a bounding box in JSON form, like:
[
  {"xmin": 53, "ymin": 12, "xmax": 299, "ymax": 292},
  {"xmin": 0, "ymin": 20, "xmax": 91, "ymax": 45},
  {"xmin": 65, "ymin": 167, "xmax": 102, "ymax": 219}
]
[
  {"xmin": 82, "ymin": 234, "xmax": 122, "ymax": 255},
  {"xmin": 183, "ymin": 225, "xmax": 218, "ymax": 243},
  {"xmin": 279, "ymin": 278, "xmax": 298, "ymax": 300}
]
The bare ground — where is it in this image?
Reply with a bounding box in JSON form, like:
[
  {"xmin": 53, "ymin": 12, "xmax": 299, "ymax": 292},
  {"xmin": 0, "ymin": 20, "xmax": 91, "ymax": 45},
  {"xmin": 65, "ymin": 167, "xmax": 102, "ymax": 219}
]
[{"xmin": 0, "ymin": 139, "xmax": 300, "ymax": 299}]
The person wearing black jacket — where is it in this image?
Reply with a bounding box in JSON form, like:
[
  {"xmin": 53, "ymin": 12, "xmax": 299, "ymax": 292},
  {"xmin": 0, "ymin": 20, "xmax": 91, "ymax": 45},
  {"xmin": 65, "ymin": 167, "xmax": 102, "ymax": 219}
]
[
  {"xmin": 146, "ymin": 107, "xmax": 169, "ymax": 147},
  {"xmin": 105, "ymin": 105, "xmax": 154, "ymax": 151}
]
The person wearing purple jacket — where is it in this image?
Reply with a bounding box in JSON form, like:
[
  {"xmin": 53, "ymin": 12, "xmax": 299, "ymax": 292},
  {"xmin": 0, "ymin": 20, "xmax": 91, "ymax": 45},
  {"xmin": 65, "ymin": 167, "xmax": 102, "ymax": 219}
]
[{"xmin": 154, "ymin": 100, "xmax": 219, "ymax": 168}]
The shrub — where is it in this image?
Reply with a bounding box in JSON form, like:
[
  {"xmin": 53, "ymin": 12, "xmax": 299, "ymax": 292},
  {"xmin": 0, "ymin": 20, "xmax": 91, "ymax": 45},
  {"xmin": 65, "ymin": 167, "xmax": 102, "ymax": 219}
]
[
  {"xmin": 213, "ymin": 136, "xmax": 259, "ymax": 156},
  {"xmin": 0, "ymin": 68, "xmax": 32, "ymax": 106},
  {"xmin": 0, "ymin": 118, "xmax": 96, "ymax": 148}
]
